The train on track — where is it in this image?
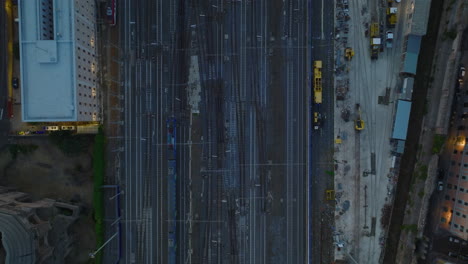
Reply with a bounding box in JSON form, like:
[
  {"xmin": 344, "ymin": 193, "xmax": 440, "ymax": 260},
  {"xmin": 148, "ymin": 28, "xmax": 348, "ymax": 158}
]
[
  {"xmin": 167, "ymin": 118, "xmax": 177, "ymax": 264},
  {"xmin": 313, "ymin": 60, "xmax": 323, "ymax": 130}
]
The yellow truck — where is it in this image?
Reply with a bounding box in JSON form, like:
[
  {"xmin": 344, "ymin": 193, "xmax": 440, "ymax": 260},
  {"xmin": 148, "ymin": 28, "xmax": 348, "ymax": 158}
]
[
  {"xmin": 387, "ymin": 7, "xmax": 397, "ymax": 28},
  {"xmin": 313, "ymin": 61, "xmax": 323, "ymax": 130},
  {"xmin": 369, "ymin": 23, "xmax": 381, "ymax": 60}
]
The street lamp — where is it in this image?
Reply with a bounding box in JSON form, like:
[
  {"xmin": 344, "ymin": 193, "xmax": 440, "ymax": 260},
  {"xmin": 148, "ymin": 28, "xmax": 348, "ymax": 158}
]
[{"xmin": 89, "ymin": 232, "xmax": 119, "ymax": 259}]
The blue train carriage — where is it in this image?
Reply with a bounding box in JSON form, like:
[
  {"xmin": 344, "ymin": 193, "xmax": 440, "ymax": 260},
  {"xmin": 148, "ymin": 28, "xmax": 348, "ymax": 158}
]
[{"xmin": 167, "ymin": 118, "xmax": 177, "ymax": 159}]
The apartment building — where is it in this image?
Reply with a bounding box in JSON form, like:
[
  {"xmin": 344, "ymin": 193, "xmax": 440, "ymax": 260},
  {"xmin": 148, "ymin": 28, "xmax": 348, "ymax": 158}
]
[
  {"xmin": 19, "ymin": 0, "xmax": 99, "ymax": 122},
  {"xmin": 440, "ymin": 137, "xmax": 468, "ymax": 240}
]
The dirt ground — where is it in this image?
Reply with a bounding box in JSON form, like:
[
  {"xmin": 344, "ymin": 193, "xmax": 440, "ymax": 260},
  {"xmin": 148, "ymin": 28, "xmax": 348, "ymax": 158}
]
[{"xmin": 0, "ymin": 137, "xmax": 96, "ymax": 263}]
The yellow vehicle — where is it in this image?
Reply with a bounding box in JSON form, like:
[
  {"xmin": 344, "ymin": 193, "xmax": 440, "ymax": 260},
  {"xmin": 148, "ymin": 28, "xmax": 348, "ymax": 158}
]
[
  {"xmin": 313, "ymin": 61, "xmax": 323, "ymax": 130},
  {"xmin": 370, "ymin": 23, "xmax": 379, "ymax": 38},
  {"xmin": 313, "ymin": 112, "xmax": 322, "ymax": 130},
  {"xmin": 387, "ymin": 8, "xmax": 397, "ymax": 28},
  {"xmin": 355, "ymin": 104, "xmax": 365, "ymax": 131},
  {"xmin": 345, "ymin": 47, "xmax": 354, "ymax": 61},
  {"xmin": 369, "ymin": 23, "xmax": 381, "ymax": 60},
  {"xmin": 313, "ymin": 60, "xmax": 322, "ymax": 104}
]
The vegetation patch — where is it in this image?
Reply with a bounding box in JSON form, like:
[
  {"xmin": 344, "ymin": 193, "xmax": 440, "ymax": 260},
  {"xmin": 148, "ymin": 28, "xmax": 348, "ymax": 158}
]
[
  {"xmin": 401, "ymin": 224, "xmax": 418, "ymax": 234},
  {"xmin": 415, "ymin": 165, "xmax": 428, "ymax": 181},
  {"xmin": 432, "ymin": 134, "xmax": 446, "ymax": 154},
  {"xmin": 417, "ymin": 190, "xmax": 425, "ymax": 198},
  {"xmin": 442, "ymin": 28, "xmax": 457, "ymax": 40},
  {"xmin": 92, "ymin": 127, "xmax": 105, "ymax": 263},
  {"xmin": 49, "ymin": 131, "xmax": 92, "ymax": 156},
  {"xmin": 9, "ymin": 144, "xmax": 38, "ymax": 159}
]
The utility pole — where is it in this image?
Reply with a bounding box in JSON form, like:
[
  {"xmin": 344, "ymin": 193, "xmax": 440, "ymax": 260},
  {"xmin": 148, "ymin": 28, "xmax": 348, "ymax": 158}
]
[{"xmin": 89, "ymin": 232, "xmax": 119, "ymax": 259}]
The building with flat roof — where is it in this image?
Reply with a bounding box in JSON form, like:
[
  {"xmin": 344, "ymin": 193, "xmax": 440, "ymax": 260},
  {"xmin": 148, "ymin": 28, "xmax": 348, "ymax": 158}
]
[
  {"xmin": 19, "ymin": 0, "xmax": 99, "ymax": 122},
  {"xmin": 392, "ymin": 100, "xmax": 412, "ymax": 141},
  {"xmin": 399, "ymin": 0, "xmax": 432, "ymax": 76}
]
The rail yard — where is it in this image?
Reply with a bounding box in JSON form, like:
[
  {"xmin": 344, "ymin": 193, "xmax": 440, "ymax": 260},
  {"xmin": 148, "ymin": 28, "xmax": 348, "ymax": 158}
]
[{"xmin": 93, "ymin": 0, "xmax": 454, "ymax": 263}]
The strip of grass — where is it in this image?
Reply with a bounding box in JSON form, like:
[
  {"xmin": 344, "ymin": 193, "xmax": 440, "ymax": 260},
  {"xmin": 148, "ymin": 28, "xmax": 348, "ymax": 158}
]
[
  {"xmin": 401, "ymin": 224, "xmax": 418, "ymax": 234},
  {"xmin": 93, "ymin": 127, "xmax": 105, "ymax": 263},
  {"xmin": 432, "ymin": 134, "xmax": 446, "ymax": 154}
]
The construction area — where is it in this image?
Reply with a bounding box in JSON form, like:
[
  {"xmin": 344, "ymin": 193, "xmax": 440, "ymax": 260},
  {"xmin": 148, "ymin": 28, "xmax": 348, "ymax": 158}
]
[{"xmin": 332, "ymin": 0, "xmax": 433, "ymax": 262}]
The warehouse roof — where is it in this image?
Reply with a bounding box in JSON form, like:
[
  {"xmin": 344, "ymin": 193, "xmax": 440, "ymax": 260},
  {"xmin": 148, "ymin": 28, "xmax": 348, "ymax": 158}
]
[
  {"xmin": 402, "ymin": 77, "xmax": 414, "ymax": 100},
  {"xmin": 411, "ymin": 0, "xmax": 432, "ymax": 36},
  {"xmin": 19, "ymin": 0, "xmax": 77, "ymax": 122},
  {"xmin": 402, "ymin": 35, "xmax": 422, "ymax": 75},
  {"xmin": 392, "ymin": 100, "xmax": 412, "ymax": 141}
]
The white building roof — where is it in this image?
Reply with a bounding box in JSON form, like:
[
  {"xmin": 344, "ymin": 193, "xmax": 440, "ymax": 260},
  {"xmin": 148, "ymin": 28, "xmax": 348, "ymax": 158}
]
[{"xmin": 19, "ymin": 0, "xmax": 77, "ymax": 122}]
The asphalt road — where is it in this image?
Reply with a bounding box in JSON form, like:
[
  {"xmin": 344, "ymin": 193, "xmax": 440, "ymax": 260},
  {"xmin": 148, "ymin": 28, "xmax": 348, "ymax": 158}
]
[{"xmin": 0, "ymin": 2, "xmax": 11, "ymax": 146}]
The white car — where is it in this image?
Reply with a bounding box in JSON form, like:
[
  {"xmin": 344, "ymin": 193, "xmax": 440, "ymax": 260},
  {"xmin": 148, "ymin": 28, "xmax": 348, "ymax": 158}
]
[
  {"xmin": 106, "ymin": 6, "xmax": 113, "ymax": 16},
  {"xmin": 437, "ymin": 181, "xmax": 444, "ymax": 191},
  {"xmin": 44, "ymin": 126, "xmax": 59, "ymax": 131}
]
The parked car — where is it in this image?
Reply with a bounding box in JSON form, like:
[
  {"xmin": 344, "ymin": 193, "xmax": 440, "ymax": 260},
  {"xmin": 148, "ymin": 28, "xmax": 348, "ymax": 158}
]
[
  {"xmin": 12, "ymin": 77, "xmax": 19, "ymax": 89},
  {"xmin": 44, "ymin": 126, "xmax": 59, "ymax": 131},
  {"xmin": 61, "ymin": 126, "xmax": 75, "ymax": 131},
  {"xmin": 437, "ymin": 181, "xmax": 444, "ymax": 191},
  {"xmin": 460, "ymin": 66, "xmax": 466, "ymax": 85},
  {"xmin": 106, "ymin": 6, "xmax": 113, "ymax": 16}
]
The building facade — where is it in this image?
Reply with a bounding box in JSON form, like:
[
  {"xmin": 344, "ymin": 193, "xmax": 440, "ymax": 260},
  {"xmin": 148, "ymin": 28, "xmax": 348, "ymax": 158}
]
[
  {"xmin": 19, "ymin": 0, "xmax": 99, "ymax": 122},
  {"xmin": 440, "ymin": 138, "xmax": 468, "ymax": 240}
]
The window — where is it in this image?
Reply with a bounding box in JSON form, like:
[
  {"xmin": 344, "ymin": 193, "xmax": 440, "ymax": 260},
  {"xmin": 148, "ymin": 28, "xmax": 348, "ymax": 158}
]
[
  {"xmin": 463, "ymin": 176, "xmax": 467, "ymax": 180},
  {"xmin": 461, "ymin": 188, "xmax": 465, "ymax": 192},
  {"xmin": 463, "ymin": 214, "xmax": 466, "ymax": 218},
  {"xmin": 464, "ymin": 202, "xmax": 468, "ymax": 206},
  {"xmin": 456, "ymin": 212, "xmax": 461, "ymax": 216},
  {"xmin": 454, "ymin": 223, "xmax": 459, "ymax": 228},
  {"xmin": 458, "ymin": 200, "xmax": 463, "ymax": 204}
]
